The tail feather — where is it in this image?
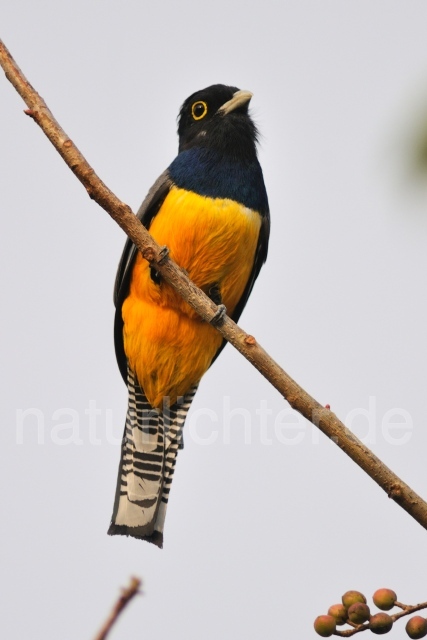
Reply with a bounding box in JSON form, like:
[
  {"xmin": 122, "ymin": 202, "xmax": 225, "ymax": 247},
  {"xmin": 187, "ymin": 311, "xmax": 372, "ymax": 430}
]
[{"xmin": 108, "ymin": 367, "xmax": 197, "ymax": 547}]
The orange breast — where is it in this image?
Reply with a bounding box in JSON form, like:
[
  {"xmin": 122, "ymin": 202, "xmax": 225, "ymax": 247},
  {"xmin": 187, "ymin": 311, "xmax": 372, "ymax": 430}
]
[{"xmin": 122, "ymin": 186, "xmax": 262, "ymax": 408}]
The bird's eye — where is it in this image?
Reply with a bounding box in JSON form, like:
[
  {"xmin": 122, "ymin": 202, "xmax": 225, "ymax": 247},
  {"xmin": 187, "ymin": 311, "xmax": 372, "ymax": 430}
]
[{"xmin": 191, "ymin": 101, "xmax": 208, "ymax": 121}]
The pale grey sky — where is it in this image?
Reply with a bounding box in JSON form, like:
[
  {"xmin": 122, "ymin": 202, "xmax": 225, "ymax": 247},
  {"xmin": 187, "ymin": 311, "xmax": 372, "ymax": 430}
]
[{"xmin": 2, "ymin": 2, "xmax": 427, "ymax": 639}]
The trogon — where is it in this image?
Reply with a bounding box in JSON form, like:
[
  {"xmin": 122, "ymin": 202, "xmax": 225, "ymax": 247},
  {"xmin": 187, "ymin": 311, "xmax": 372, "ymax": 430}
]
[{"xmin": 108, "ymin": 84, "xmax": 270, "ymax": 547}]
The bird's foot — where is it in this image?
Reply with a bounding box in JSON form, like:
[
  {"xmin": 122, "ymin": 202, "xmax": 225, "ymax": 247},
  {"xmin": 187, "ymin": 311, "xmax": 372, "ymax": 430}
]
[
  {"xmin": 210, "ymin": 304, "xmax": 227, "ymax": 326},
  {"xmin": 157, "ymin": 245, "xmax": 170, "ymax": 265}
]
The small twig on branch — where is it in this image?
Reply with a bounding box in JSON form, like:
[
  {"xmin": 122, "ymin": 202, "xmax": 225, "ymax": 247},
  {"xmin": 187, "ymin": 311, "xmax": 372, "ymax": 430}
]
[
  {"xmin": 394, "ymin": 601, "xmax": 410, "ymax": 610},
  {"xmin": 94, "ymin": 577, "xmax": 141, "ymax": 640},
  {"xmin": 1, "ymin": 39, "xmax": 427, "ymax": 531}
]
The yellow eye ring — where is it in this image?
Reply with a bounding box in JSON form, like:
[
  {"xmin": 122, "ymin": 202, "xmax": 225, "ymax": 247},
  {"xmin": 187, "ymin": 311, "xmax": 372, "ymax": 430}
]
[{"xmin": 191, "ymin": 101, "xmax": 208, "ymax": 120}]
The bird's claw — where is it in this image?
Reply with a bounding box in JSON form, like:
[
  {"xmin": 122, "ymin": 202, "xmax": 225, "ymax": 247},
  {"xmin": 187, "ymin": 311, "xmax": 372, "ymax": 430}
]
[
  {"xmin": 157, "ymin": 245, "xmax": 170, "ymax": 265},
  {"xmin": 210, "ymin": 304, "xmax": 227, "ymax": 326}
]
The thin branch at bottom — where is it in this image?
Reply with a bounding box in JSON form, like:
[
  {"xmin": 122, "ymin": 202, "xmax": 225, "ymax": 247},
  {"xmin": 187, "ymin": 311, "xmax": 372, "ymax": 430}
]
[{"xmin": 94, "ymin": 577, "xmax": 142, "ymax": 640}]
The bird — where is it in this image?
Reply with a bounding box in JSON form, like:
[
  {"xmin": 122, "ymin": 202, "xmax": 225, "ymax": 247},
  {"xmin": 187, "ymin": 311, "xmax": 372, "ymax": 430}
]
[{"xmin": 108, "ymin": 84, "xmax": 270, "ymax": 547}]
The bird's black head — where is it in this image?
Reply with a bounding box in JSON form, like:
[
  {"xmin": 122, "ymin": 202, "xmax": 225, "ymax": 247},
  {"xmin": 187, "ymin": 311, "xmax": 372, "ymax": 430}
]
[{"xmin": 177, "ymin": 84, "xmax": 259, "ymax": 161}]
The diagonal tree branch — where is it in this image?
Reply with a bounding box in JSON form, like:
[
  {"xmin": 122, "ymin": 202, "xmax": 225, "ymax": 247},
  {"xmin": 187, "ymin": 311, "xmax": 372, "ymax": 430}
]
[
  {"xmin": 1, "ymin": 38, "xmax": 427, "ymax": 531},
  {"xmin": 94, "ymin": 577, "xmax": 141, "ymax": 640}
]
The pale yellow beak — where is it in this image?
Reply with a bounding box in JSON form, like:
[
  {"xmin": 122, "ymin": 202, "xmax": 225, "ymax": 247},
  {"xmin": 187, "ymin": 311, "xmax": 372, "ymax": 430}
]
[{"xmin": 218, "ymin": 90, "xmax": 253, "ymax": 115}]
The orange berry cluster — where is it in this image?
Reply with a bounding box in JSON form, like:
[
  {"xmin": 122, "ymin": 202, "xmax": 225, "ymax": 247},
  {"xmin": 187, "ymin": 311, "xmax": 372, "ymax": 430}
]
[{"xmin": 314, "ymin": 589, "xmax": 427, "ymax": 638}]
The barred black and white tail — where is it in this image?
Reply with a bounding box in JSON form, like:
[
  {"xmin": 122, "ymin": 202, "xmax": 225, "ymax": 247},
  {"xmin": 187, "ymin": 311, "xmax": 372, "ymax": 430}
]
[{"xmin": 108, "ymin": 367, "xmax": 197, "ymax": 547}]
